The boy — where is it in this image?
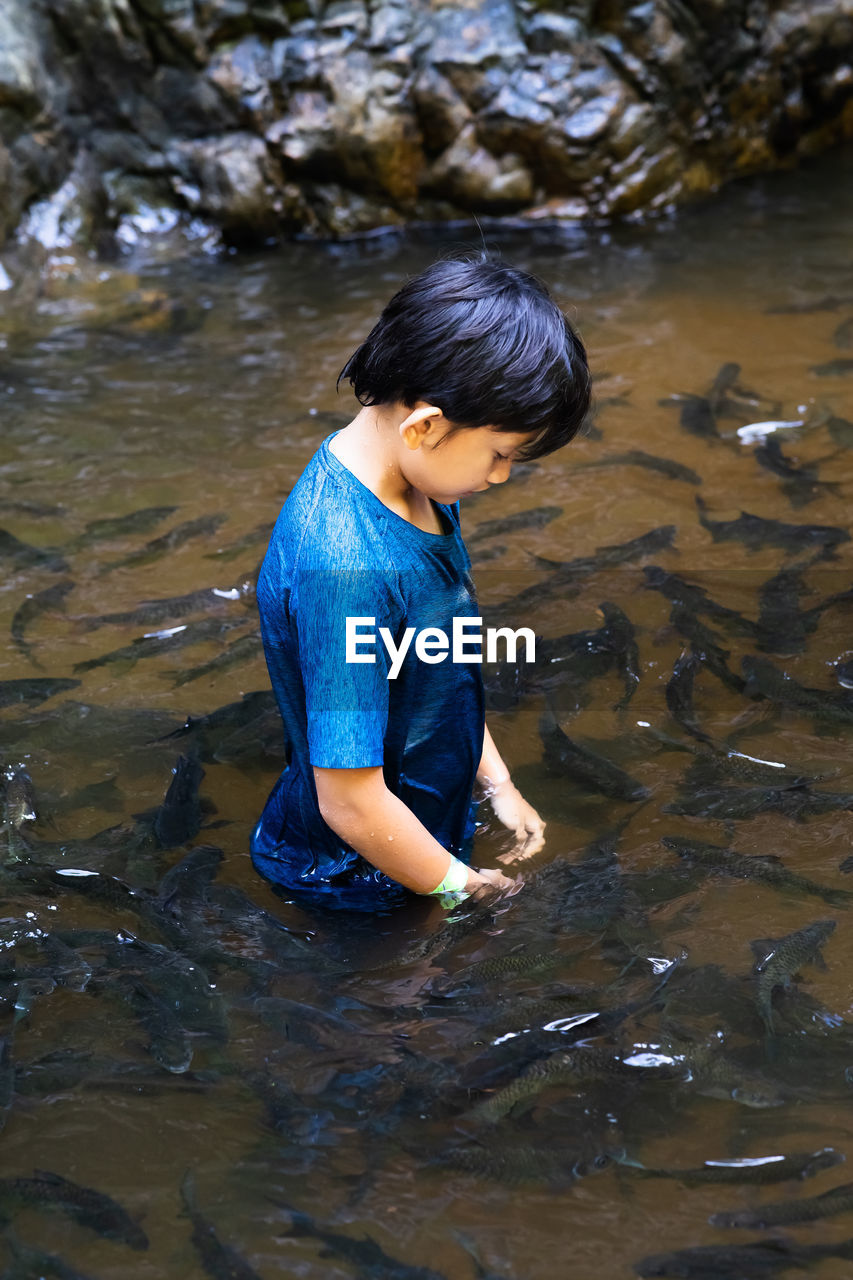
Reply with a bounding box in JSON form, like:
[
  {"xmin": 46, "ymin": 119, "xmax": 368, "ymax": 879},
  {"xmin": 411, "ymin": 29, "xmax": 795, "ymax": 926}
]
[{"xmin": 251, "ymin": 254, "xmax": 591, "ymax": 911}]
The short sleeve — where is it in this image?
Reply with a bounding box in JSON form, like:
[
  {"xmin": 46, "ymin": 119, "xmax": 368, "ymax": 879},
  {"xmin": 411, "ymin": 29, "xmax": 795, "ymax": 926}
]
[{"xmin": 293, "ymin": 565, "xmax": 405, "ymax": 768}]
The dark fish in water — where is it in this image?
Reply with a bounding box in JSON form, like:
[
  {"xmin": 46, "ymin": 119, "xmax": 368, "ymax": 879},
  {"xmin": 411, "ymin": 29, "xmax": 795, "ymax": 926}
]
[
  {"xmin": 682, "ymin": 743, "xmax": 830, "ymax": 790},
  {"xmin": 0, "ymin": 677, "xmax": 80, "ymax": 709},
  {"xmin": 666, "ymin": 651, "xmax": 712, "ymax": 744},
  {"xmin": 0, "ymin": 1037, "xmax": 13, "ymax": 1134},
  {"xmin": 168, "ymin": 631, "xmax": 263, "ymax": 687},
  {"xmin": 40, "ymin": 933, "xmax": 93, "ymax": 992},
  {"xmin": 162, "ymin": 689, "xmax": 277, "ymax": 757},
  {"xmin": 211, "ymin": 707, "xmax": 286, "ymax": 768},
  {"xmin": 659, "ymin": 392, "xmax": 718, "ymax": 439},
  {"xmin": 754, "ymin": 437, "xmax": 840, "ymax": 508},
  {"xmin": 751, "ymin": 919, "xmax": 836, "ymax": 1036},
  {"xmin": 97, "ymin": 514, "xmax": 228, "ymax": 574},
  {"xmin": 273, "ymin": 1201, "xmax": 449, "ymax": 1279},
  {"xmin": 470, "ymin": 1045, "xmax": 672, "ymax": 1124},
  {"xmin": 72, "ymin": 581, "xmax": 254, "ymax": 632},
  {"xmin": 574, "ymin": 450, "xmax": 701, "ymax": 485},
  {"xmin": 754, "ymin": 564, "xmax": 827, "ymax": 655},
  {"xmin": 73, "ymin": 616, "xmax": 247, "ymax": 675},
  {"xmin": 540, "ymin": 707, "xmax": 649, "ymax": 802},
  {"xmin": 836, "ymin": 658, "xmax": 853, "ymax": 689},
  {"xmin": 0, "ymin": 528, "xmax": 68, "ymax": 573},
  {"xmin": 811, "ymin": 357, "xmax": 853, "ymax": 376},
  {"xmin": 707, "ymin": 361, "xmax": 743, "ymax": 415},
  {"xmin": 203, "ymin": 521, "xmax": 276, "ymax": 561},
  {"xmin": 10, "ymin": 579, "xmax": 75, "ymax": 666},
  {"xmin": 467, "ymin": 505, "xmax": 562, "ymax": 543},
  {"xmin": 665, "ymin": 783, "xmax": 853, "ymax": 821},
  {"xmin": 67, "ymin": 505, "xmax": 178, "ymax": 550},
  {"xmin": 446, "ymin": 951, "xmax": 561, "ymax": 986},
  {"xmin": 767, "ymin": 294, "xmax": 853, "ymax": 313},
  {"xmin": 834, "ymin": 318, "xmax": 853, "ymax": 347},
  {"xmin": 487, "ymin": 526, "xmax": 677, "ymax": 619},
  {"xmin": 827, "ymin": 413, "xmax": 853, "ymax": 447},
  {"xmin": 0, "ymin": 1170, "xmax": 148, "ymax": 1249},
  {"xmin": 2, "ymin": 763, "xmax": 37, "ymax": 830},
  {"xmin": 536, "ymin": 601, "xmax": 640, "ymax": 710},
  {"xmin": 644, "ymin": 567, "xmax": 755, "ymax": 636},
  {"xmin": 2, "ymin": 1232, "xmax": 101, "ymax": 1280},
  {"xmin": 157, "ymin": 845, "xmax": 223, "ymax": 917},
  {"xmin": 0, "ymin": 500, "xmax": 65, "ymax": 517},
  {"xmin": 695, "ymin": 494, "xmax": 849, "ymax": 557},
  {"xmin": 662, "ymin": 838, "xmax": 853, "ymax": 907},
  {"xmin": 675, "ymin": 1041, "xmax": 786, "ymax": 1109},
  {"xmin": 711, "ymin": 1180, "xmax": 853, "ymax": 1229},
  {"xmin": 668, "ymin": 608, "xmax": 745, "ymax": 692},
  {"xmin": 181, "ymin": 1170, "xmax": 265, "ymax": 1280},
  {"xmin": 635, "ymin": 1236, "xmax": 853, "ymax": 1278},
  {"xmin": 743, "ymin": 655, "xmax": 853, "ymax": 725},
  {"xmin": 153, "ymin": 754, "xmax": 205, "ymax": 849},
  {"xmin": 119, "ymin": 977, "xmax": 194, "ymax": 1073},
  {"xmin": 638, "ymin": 1148, "xmax": 844, "ymax": 1187},
  {"xmin": 437, "ymin": 1141, "xmax": 623, "ymax": 1187}
]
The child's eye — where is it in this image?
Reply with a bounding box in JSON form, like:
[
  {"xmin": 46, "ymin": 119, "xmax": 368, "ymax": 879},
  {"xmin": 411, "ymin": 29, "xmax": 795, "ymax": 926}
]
[{"xmin": 494, "ymin": 452, "xmax": 508, "ymax": 462}]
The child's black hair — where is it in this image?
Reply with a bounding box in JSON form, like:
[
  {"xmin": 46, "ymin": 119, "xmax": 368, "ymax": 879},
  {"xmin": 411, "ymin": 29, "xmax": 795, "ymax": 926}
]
[{"xmin": 337, "ymin": 253, "xmax": 591, "ymax": 462}]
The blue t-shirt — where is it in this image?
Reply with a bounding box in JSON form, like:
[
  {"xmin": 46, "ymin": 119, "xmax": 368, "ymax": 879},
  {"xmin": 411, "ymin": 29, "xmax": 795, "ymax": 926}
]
[{"xmin": 250, "ymin": 431, "xmax": 485, "ymax": 910}]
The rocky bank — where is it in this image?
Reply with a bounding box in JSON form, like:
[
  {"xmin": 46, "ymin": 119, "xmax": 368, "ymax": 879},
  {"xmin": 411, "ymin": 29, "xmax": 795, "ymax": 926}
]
[{"xmin": 1, "ymin": 0, "xmax": 853, "ymax": 254}]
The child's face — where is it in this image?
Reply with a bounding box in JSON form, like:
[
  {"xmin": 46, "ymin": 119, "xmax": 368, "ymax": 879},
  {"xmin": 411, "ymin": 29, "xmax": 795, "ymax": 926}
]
[{"xmin": 404, "ymin": 419, "xmax": 539, "ymax": 505}]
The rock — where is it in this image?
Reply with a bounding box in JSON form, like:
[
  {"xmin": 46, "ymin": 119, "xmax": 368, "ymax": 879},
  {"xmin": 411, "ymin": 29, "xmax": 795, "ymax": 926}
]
[{"xmin": 1, "ymin": 0, "xmax": 853, "ymax": 248}]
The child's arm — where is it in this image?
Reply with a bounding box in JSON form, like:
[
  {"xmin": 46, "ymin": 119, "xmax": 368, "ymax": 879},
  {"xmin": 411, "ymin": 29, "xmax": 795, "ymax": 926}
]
[
  {"xmin": 478, "ymin": 723, "xmax": 546, "ymax": 860},
  {"xmin": 314, "ymin": 766, "xmax": 513, "ymax": 896}
]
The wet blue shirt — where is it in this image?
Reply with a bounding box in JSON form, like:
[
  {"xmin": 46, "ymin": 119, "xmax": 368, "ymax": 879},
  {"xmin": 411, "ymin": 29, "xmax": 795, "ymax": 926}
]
[{"xmin": 251, "ymin": 432, "xmax": 485, "ymax": 910}]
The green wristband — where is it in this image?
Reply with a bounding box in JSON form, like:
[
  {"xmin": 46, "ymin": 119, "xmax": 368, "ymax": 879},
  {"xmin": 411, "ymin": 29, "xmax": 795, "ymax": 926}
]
[{"xmin": 428, "ymin": 854, "xmax": 470, "ymax": 898}]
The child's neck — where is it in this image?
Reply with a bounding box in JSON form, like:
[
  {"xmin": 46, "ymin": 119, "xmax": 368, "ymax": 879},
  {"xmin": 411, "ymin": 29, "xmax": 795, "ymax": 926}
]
[{"xmin": 329, "ymin": 407, "xmax": 444, "ymax": 534}]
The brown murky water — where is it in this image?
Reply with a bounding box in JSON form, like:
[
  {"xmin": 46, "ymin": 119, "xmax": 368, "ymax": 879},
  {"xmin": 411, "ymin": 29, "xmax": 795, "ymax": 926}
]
[{"xmin": 1, "ymin": 142, "xmax": 853, "ymax": 1279}]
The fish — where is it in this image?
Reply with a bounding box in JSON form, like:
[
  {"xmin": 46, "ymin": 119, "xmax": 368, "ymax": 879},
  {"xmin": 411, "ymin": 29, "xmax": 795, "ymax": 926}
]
[
  {"xmin": 467, "ymin": 505, "xmax": 562, "ymax": 543},
  {"xmin": 666, "ymin": 651, "xmax": 712, "ymax": 743},
  {"xmin": 664, "ymin": 783, "xmax": 853, "ymax": 821},
  {"xmin": 97, "ymin": 514, "xmax": 228, "ymax": 574},
  {"xmin": 10, "ymin": 579, "xmax": 75, "ymax": 666},
  {"xmin": 753, "ymin": 438, "xmax": 840, "ymax": 508},
  {"xmin": 272, "ymin": 1201, "xmax": 449, "ymax": 1279},
  {"xmin": 67, "ymin": 505, "xmax": 178, "ymax": 550},
  {"xmin": 661, "ymin": 838, "xmax": 853, "ymax": 907},
  {"xmin": 152, "ymin": 754, "xmax": 205, "ymax": 849},
  {"xmin": 0, "ymin": 677, "xmax": 80, "ymax": 709},
  {"xmin": 695, "ymin": 495, "xmax": 849, "ymax": 557},
  {"xmin": 752, "ymin": 919, "xmax": 836, "ymax": 1035},
  {"xmin": 638, "ymin": 1148, "xmax": 844, "ymax": 1187},
  {"xmin": 710, "ymin": 1180, "xmax": 853, "ymax": 1229},
  {"xmin": 181, "ymin": 1170, "xmax": 265, "ymax": 1280},
  {"xmin": 0, "ymin": 528, "xmax": 68, "ymax": 573},
  {"xmin": 539, "ymin": 707, "xmax": 649, "ymax": 802},
  {"xmin": 676, "ymin": 1042, "xmax": 786, "ymax": 1109},
  {"xmin": 837, "ymin": 658, "xmax": 853, "ymax": 689},
  {"xmin": 811, "ymin": 357, "xmax": 853, "ymax": 376},
  {"xmin": 157, "ymin": 845, "xmax": 223, "ymax": 917},
  {"xmin": 827, "ymin": 413, "xmax": 853, "ymax": 447},
  {"xmin": 162, "ymin": 689, "xmax": 278, "ymax": 758},
  {"xmin": 0, "ymin": 1037, "xmax": 13, "ymax": 1134},
  {"xmin": 119, "ymin": 978, "xmax": 194, "ymax": 1073},
  {"xmin": 73, "ymin": 616, "xmax": 248, "ymax": 675},
  {"xmin": 203, "ymin": 521, "xmax": 276, "ymax": 561},
  {"xmin": 168, "ymin": 631, "xmax": 263, "ymax": 686},
  {"xmin": 753, "ymin": 564, "xmax": 827, "ymax": 655},
  {"xmin": 659, "ymin": 393, "xmax": 718, "ymax": 439},
  {"xmin": 573, "ymin": 450, "xmax": 701, "ymax": 485},
  {"xmin": 486, "ymin": 526, "xmax": 677, "ymax": 619},
  {"xmin": 437, "ymin": 1141, "xmax": 623, "ymax": 1187},
  {"xmin": 0, "ymin": 1170, "xmax": 148, "ymax": 1249},
  {"xmin": 767, "ymin": 294, "xmax": 853, "ymax": 313},
  {"xmin": 667, "ymin": 608, "xmax": 745, "ymax": 692},
  {"xmin": 535, "ymin": 601, "xmax": 640, "ymax": 710},
  {"xmin": 635, "ymin": 1236, "xmax": 853, "ymax": 1278},
  {"xmin": 644, "ymin": 567, "xmax": 755, "ymax": 635},
  {"xmin": 469, "ymin": 1045, "xmax": 673, "ymax": 1124},
  {"xmin": 72, "ymin": 581, "xmax": 254, "ymax": 632},
  {"xmin": 211, "ymin": 707, "xmax": 287, "ymax": 768},
  {"xmin": 742, "ymin": 655, "xmax": 853, "ymax": 725},
  {"xmin": 2, "ymin": 1231, "xmax": 101, "ymax": 1280}
]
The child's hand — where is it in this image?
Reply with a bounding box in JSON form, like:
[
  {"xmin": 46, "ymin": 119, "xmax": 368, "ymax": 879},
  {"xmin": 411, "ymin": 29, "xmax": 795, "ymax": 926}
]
[
  {"xmin": 488, "ymin": 779, "xmax": 546, "ymax": 862},
  {"xmin": 468, "ymin": 865, "xmax": 520, "ymax": 898}
]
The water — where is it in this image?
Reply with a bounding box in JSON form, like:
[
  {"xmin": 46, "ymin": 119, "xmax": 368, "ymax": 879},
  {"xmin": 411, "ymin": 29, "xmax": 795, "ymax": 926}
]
[{"xmin": 1, "ymin": 143, "xmax": 853, "ymax": 1278}]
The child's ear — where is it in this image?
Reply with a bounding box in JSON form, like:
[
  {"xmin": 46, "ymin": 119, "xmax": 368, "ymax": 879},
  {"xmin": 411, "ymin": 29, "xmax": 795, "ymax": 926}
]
[{"xmin": 399, "ymin": 402, "xmax": 444, "ymax": 450}]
